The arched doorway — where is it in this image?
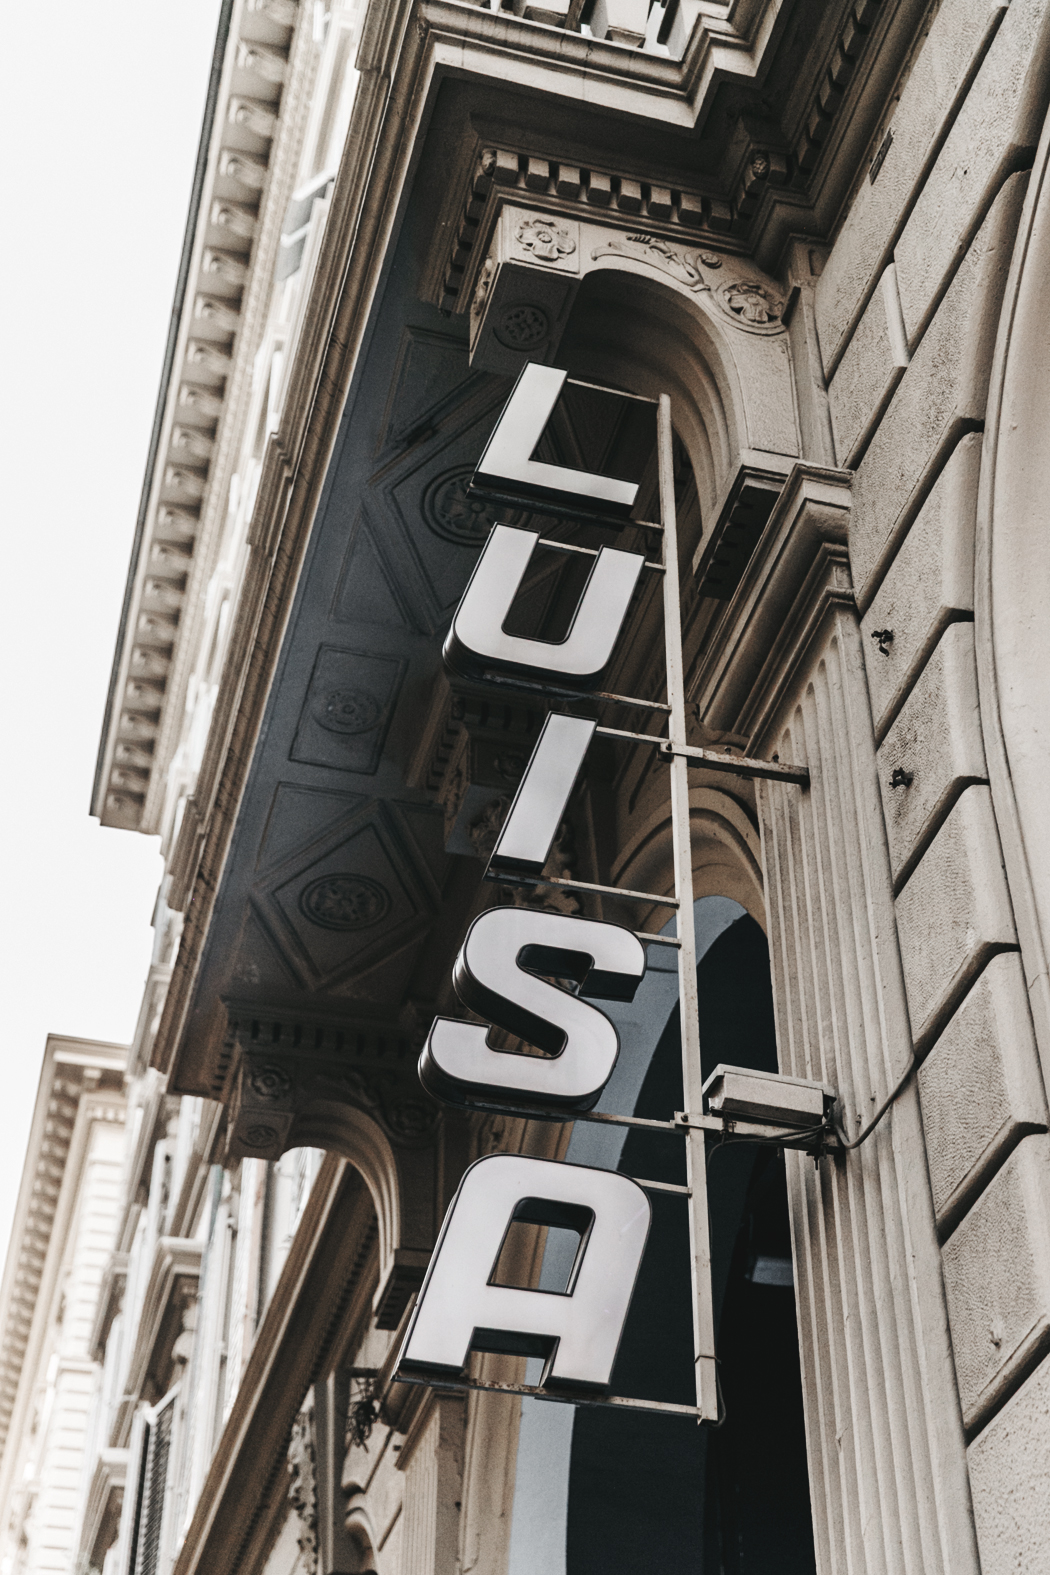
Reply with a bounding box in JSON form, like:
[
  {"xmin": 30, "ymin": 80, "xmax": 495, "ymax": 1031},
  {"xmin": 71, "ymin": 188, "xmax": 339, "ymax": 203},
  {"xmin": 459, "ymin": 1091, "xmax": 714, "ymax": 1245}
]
[{"xmin": 509, "ymin": 900, "xmax": 816, "ymax": 1573}]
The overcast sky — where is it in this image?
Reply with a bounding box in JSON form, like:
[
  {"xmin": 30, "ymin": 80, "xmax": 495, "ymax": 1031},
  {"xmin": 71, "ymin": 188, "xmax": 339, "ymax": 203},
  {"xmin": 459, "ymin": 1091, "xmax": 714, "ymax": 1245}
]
[{"xmin": 0, "ymin": 2, "xmax": 223, "ymax": 1264}]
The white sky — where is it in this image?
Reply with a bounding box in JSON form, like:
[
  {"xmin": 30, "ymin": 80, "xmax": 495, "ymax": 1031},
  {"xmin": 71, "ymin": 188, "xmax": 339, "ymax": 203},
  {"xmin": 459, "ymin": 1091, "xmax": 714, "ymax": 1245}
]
[{"xmin": 0, "ymin": 3, "xmax": 223, "ymax": 1264}]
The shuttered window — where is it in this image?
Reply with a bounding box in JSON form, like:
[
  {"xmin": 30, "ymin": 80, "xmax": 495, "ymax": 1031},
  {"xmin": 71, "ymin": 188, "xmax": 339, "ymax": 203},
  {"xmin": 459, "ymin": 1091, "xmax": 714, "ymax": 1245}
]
[{"xmin": 127, "ymin": 1393, "xmax": 176, "ymax": 1575}]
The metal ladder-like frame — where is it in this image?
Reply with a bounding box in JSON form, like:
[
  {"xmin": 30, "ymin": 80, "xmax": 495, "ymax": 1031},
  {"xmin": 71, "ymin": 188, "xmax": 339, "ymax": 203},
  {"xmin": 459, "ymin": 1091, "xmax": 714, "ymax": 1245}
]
[{"xmin": 394, "ymin": 384, "xmax": 817, "ymax": 1424}]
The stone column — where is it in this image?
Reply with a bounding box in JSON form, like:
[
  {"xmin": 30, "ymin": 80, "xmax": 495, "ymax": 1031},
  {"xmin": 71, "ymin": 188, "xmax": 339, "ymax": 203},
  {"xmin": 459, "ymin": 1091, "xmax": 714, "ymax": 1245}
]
[{"xmin": 694, "ymin": 465, "xmax": 982, "ymax": 1575}]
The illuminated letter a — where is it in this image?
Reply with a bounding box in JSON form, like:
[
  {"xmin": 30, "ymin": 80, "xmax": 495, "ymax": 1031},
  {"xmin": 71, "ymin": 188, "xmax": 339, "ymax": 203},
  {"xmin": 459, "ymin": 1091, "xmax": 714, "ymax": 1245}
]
[{"xmin": 398, "ymin": 1154, "xmax": 650, "ymax": 1390}]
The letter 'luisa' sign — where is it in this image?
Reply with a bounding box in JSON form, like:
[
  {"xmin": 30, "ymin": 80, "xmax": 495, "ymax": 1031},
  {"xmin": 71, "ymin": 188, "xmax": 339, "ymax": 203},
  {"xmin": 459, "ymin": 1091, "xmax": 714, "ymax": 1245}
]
[{"xmin": 394, "ymin": 364, "xmax": 834, "ymax": 1423}]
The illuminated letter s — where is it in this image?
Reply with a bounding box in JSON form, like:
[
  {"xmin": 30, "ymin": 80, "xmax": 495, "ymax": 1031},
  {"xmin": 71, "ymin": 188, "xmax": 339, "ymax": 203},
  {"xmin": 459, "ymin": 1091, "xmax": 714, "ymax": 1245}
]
[{"xmin": 419, "ymin": 908, "xmax": 646, "ymax": 1112}]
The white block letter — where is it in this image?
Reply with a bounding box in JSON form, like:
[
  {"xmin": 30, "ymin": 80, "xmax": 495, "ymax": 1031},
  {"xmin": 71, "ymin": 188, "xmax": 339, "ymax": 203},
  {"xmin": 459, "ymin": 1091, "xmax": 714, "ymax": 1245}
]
[
  {"xmin": 398, "ymin": 1154, "xmax": 651, "ymax": 1389},
  {"xmin": 419, "ymin": 908, "xmax": 645, "ymax": 1112},
  {"xmin": 474, "ymin": 363, "xmax": 639, "ymax": 522},
  {"xmin": 489, "ymin": 712, "xmax": 596, "ymax": 876},
  {"xmin": 443, "ymin": 524, "xmax": 643, "ymax": 687}
]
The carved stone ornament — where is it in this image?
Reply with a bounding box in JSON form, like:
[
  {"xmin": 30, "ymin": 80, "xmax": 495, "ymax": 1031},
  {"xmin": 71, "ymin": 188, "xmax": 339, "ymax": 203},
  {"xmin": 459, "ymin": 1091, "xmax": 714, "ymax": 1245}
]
[
  {"xmin": 467, "ymin": 796, "xmax": 511, "ymax": 860},
  {"xmin": 248, "ymin": 1063, "xmax": 293, "ymax": 1100},
  {"xmin": 496, "ymin": 819, "xmax": 581, "ymax": 915},
  {"xmin": 313, "ymin": 688, "xmax": 382, "ymax": 734},
  {"xmin": 717, "ymin": 279, "xmax": 784, "ymax": 325},
  {"xmin": 513, "ymin": 215, "xmax": 577, "ymax": 262},
  {"xmin": 589, "ymin": 233, "xmax": 711, "ymax": 290},
  {"xmin": 494, "ymin": 303, "xmax": 550, "ymax": 349},
  {"xmin": 423, "ymin": 468, "xmax": 499, "ymax": 547},
  {"xmin": 288, "ymin": 1404, "xmax": 318, "ymax": 1575},
  {"xmin": 298, "ymin": 874, "xmax": 391, "ymax": 931},
  {"xmin": 245, "ymin": 1123, "xmax": 279, "ymax": 1148},
  {"xmin": 298, "ymin": 1061, "xmax": 439, "ymax": 1144},
  {"xmin": 471, "ymin": 256, "xmax": 496, "ymax": 322}
]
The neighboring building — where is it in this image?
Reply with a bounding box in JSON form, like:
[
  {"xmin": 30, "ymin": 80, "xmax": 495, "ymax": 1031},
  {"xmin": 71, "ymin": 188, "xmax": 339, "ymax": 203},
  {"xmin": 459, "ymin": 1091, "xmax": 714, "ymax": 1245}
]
[
  {"xmin": 0, "ymin": 1039, "xmax": 126, "ymax": 1575},
  {"xmin": 49, "ymin": 0, "xmax": 1050, "ymax": 1571}
]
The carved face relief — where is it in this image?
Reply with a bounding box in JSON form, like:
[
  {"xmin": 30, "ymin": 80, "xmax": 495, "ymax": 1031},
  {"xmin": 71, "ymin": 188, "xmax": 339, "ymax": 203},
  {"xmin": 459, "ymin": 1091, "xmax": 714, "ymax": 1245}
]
[
  {"xmin": 468, "ymin": 796, "xmax": 511, "ymax": 860},
  {"xmin": 471, "ymin": 256, "xmax": 496, "ymax": 322},
  {"xmin": 514, "ymin": 216, "xmax": 577, "ymax": 262}
]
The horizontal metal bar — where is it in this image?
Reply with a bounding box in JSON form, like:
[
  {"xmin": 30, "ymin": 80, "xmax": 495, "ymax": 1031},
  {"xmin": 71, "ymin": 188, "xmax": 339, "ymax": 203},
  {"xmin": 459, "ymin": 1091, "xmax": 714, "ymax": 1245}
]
[
  {"xmin": 536, "ymin": 536, "xmax": 664, "ymax": 572},
  {"xmin": 595, "ymin": 723, "xmax": 669, "ymax": 746},
  {"xmin": 392, "ymin": 1369, "xmax": 701, "ymax": 1420},
  {"xmin": 670, "ymin": 742, "xmax": 810, "ymax": 787},
  {"xmin": 593, "ymin": 727, "xmax": 810, "ymax": 786},
  {"xmin": 633, "ymin": 929, "xmax": 681, "ymax": 947},
  {"xmin": 631, "ymin": 1177, "xmax": 691, "ymax": 1196},
  {"xmin": 452, "ymin": 1096, "xmax": 837, "ymax": 1152},
  {"xmin": 484, "ymin": 869, "xmax": 677, "ymax": 908},
  {"xmin": 453, "ymin": 1096, "xmax": 684, "ymax": 1132},
  {"xmin": 468, "ymin": 483, "xmax": 644, "ymax": 532},
  {"xmin": 479, "ymin": 671, "xmax": 671, "ymax": 712},
  {"xmin": 565, "ymin": 376, "xmax": 659, "ymax": 406}
]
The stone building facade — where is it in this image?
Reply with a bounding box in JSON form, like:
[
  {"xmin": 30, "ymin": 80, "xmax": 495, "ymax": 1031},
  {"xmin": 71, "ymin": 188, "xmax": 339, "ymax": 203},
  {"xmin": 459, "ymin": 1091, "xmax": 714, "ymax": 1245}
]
[
  {"xmin": 51, "ymin": 0, "xmax": 1050, "ymax": 1571},
  {"xmin": 0, "ymin": 1039, "xmax": 126, "ymax": 1575}
]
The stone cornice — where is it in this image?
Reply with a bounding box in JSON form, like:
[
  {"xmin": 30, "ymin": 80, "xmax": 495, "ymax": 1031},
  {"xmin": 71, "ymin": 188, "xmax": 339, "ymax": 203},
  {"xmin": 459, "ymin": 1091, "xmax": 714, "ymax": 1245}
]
[
  {"xmin": 0, "ymin": 1040, "xmax": 125, "ymax": 1488},
  {"xmin": 420, "ymin": 0, "xmax": 931, "ymax": 302},
  {"xmin": 691, "ymin": 462, "xmax": 854, "ymax": 745},
  {"xmin": 92, "ymin": 0, "xmax": 307, "ymax": 834},
  {"xmin": 120, "ymin": 1236, "xmax": 203, "ymax": 1416}
]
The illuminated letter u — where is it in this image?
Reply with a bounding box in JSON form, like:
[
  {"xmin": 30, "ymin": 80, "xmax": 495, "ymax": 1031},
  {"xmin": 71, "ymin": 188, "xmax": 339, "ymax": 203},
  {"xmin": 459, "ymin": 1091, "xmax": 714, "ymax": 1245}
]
[{"xmin": 443, "ymin": 524, "xmax": 643, "ymax": 687}]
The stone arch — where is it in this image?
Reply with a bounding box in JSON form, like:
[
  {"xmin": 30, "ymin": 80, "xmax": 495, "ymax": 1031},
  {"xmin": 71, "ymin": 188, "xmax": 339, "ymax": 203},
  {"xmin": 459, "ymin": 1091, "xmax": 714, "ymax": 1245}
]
[
  {"xmin": 470, "ymin": 206, "xmax": 801, "ymax": 526},
  {"xmin": 225, "ymin": 1034, "xmax": 441, "ymax": 1327},
  {"xmin": 559, "ymin": 261, "xmax": 799, "ymax": 513},
  {"xmin": 282, "ymin": 1102, "xmax": 402, "ymax": 1272},
  {"xmin": 976, "ymin": 141, "xmax": 1050, "ymax": 1068},
  {"xmin": 613, "ymin": 785, "xmax": 766, "ymax": 933},
  {"xmin": 283, "ymin": 1097, "xmax": 437, "ymax": 1326}
]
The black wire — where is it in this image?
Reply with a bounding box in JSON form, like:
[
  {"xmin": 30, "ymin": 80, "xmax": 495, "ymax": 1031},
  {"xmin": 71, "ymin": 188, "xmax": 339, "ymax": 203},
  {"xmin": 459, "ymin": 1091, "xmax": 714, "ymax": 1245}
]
[{"xmin": 832, "ymin": 1051, "xmax": 919, "ymax": 1151}]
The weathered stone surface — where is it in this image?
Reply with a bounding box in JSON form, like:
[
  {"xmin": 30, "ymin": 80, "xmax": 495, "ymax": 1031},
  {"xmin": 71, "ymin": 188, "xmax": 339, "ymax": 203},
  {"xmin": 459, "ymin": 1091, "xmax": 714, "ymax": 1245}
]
[
  {"xmin": 919, "ymin": 952, "xmax": 1047, "ymax": 1230},
  {"xmin": 877, "ymin": 621, "xmax": 986, "ymax": 883},
  {"xmin": 850, "ymin": 175, "xmax": 1022, "ymax": 599},
  {"xmin": 850, "ymin": 239, "xmax": 979, "ymax": 596},
  {"xmin": 827, "ymin": 269, "xmax": 899, "ymax": 463},
  {"xmin": 861, "ymin": 431, "xmax": 982, "ymax": 734},
  {"xmin": 895, "ymin": 0, "xmax": 1048, "ymax": 341},
  {"xmin": 814, "ymin": 0, "xmax": 1005, "ymax": 367},
  {"xmin": 895, "ymin": 786, "xmax": 1016, "ymax": 1039},
  {"xmin": 970, "ymin": 1351, "xmax": 1050, "ymax": 1573},
  {"xmin": 943, "ymin": 1135, "xmax": 1050, "ymax": 1431}
]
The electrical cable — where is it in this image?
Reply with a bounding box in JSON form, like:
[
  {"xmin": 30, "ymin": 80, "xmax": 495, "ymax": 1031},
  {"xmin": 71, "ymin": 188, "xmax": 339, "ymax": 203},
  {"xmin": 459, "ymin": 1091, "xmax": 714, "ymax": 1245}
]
[{"xmin": 832, "ymin": 1051, "xmax": 919, "ymax": 1151}]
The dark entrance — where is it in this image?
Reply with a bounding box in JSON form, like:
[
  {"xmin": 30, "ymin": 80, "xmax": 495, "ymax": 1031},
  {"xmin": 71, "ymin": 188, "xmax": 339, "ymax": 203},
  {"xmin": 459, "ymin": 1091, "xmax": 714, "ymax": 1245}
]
[{"xmin": 565, "ymin": 913, "xmax": 817, "ymax": 1573}]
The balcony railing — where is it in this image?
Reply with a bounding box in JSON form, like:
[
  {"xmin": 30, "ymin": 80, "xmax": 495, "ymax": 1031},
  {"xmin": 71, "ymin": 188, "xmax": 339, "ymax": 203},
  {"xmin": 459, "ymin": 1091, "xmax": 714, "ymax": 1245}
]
[{"xmin": 470, "ymin": 0, "xmax": 690, "ymax": 53}]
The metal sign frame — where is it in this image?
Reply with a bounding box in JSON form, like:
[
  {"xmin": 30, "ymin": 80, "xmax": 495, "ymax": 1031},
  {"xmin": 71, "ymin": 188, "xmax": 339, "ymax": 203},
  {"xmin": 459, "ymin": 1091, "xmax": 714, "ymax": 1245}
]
[{"xmin": 393, "ymin": 375, "xmax": 822, "ymax": 1425}]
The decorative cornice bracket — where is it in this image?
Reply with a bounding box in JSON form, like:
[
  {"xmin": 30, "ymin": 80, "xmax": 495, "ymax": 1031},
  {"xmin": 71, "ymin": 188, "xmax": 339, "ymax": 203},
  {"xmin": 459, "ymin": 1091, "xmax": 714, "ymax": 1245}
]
[{"xmin": 691, "ymin": 463, "xmax": 853, "ymax": 746}]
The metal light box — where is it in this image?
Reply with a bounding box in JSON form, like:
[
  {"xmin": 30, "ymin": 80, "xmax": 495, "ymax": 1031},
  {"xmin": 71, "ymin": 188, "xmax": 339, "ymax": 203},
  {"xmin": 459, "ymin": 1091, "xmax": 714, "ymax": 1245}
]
[{"xmin": 702, "ymin": 1064, "xmax": 833, "ymax": 1129}]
